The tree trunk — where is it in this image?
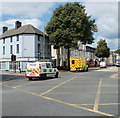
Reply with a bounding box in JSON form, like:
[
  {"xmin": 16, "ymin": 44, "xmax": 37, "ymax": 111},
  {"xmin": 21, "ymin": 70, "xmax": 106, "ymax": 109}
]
[
  {"xmin": 67, "ymin": 46, "xmax": 70, "ymax": 71},
  {"xmin": 56, "ymin": 48, "xmax": 60, "ymax": 67}
]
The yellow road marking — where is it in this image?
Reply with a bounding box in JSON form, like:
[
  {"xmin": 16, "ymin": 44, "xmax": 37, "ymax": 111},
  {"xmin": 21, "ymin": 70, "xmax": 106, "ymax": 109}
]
[
  {"xmin": 2, "ymin": 84, "xmax": 16, "ymax": 88},
  {"xmin": 10, "ymin": 81, "xmax": 38, "ymax": 88},
  {"xmin": 110, "ymin": 74, "xmax": 119, "ymax": 79},
  {"xmin": 46, "ymin": 91, "xmax": 118, "ymax": 94},
  {"xmin": 39, "ymin": 77, "xmax": 77, "ymax": 96},
  {"xmin": 41, "ymin": 95, "xmax": 114, "ymax": 116},
  {"xmin": 72, "ymin": 103, "xmax": 120, "ymax": 106},
  {"xmin": 3, "ymin": 79, "xmax": 18, "ymax": 83},
  {"xmin": 2, "ymin": 83, "xmax": 114, "ymax": 116},
  {"xmin": 93, "ymin": 78, "xmax": 103, "ymax": 111},
  {"xmin": 2, "ymin": 76, "xmax": 20, "ymax": 83},
  {"xmin": 2, "ymin": 81, "xmax": 38, "ymax": 88},
  {"xmin": 99, "ymin": 103, "xmax": 120, "ymax": 105}
]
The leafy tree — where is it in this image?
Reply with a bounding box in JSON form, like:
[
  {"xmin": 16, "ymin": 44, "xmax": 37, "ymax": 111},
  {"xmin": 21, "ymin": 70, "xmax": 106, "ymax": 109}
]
[
  {"xmin": 95, "ymin": 39, "xmax": 110, "ymax": 59},
  {"xmin": 114, "ymin": 49, "xmax": 120, "ymax": 54},
  {"xmin": 45, "ymin": 2, "xmax": 97, "ymax": 70}
]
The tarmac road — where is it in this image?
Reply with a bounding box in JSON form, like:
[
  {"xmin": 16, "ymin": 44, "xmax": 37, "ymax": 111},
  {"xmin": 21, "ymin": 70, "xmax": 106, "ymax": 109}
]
[{"xmin": 1, "ymin": 67, "xmax": 119, "ymax": 117}]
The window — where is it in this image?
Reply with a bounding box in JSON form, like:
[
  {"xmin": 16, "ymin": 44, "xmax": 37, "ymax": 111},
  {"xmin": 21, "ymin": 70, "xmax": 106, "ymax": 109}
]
[
  {"xmin": 17, "ymin": 35, "xmax": 19, "ymax": 41},
  {"xmin": 10, "ymin": 37, "xmax": 12, "ymax": 42},
  {"xmin": 38, "ymin": 35, "xmax": 40, "ymax": 41},
  {"xmin": 46, "ymin": 63, "xmax": 51, "ymax": 68},
  {"xmin": 10, "ymin": 45, "xmax": 13, "ymax": 54},
  {"xmin": 72, "ymin": 60, "xmax": 75, "ymax": 64},
  {"xmin": 0, "ymin": 62, "xmax": 1, "ymax": 69},
  {"xmin": 3, "ymin": 38, "xmax": 5, "ymax": 44},
  {"xmin": 38, "ymin": 44, "xmax": 40, "ymax": 53},
  {"xmin": 3, "ymin": 46, "xmax": 5, "ymax": 55},
  {"xmin": 17, "ymin": 44, "xmax": 19, "ymax": 53}
]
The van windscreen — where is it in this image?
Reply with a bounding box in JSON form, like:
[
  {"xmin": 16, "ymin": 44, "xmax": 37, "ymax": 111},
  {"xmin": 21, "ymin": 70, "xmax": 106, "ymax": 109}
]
[{"xmin": 28, "ymin": 63, "xmax": 37, "ymax": 68}]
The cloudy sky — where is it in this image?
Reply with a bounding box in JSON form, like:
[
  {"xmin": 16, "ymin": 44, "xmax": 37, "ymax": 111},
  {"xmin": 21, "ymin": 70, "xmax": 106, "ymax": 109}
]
[{"xmin": 0, "ymin": 0, "xmax": 119, "ymax": 50}]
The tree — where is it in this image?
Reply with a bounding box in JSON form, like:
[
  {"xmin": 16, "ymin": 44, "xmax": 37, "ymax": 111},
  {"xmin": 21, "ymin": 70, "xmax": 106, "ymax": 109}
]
[
  {"xmin": 45, "ymin": 2, "xmax": 97, "ymax": 70},
  {"xmin": 114, "ymin": 49, "xmax": 120, "ymax": 54},
  {"xmin": 95, "ymin": 39, "xmax": 110, "ymax": 59}
]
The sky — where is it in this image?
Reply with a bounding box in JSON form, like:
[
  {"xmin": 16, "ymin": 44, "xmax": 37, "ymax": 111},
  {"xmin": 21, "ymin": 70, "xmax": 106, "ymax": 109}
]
[{"xmin": 0, "ymin": 0, "xmax": 119, "ymax": 50}]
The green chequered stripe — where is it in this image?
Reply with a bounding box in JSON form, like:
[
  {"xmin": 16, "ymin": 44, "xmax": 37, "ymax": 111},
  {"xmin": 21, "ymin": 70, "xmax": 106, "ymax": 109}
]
[{"xmin": 41, "ymin": 69, "xmax": 56, "ymax": 72}]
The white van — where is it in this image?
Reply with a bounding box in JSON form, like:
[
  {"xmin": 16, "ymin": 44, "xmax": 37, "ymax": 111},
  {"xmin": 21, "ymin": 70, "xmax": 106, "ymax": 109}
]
[
  {"xmin": 100, "ymin": 61, "xmax": 107, "ymax": 68},
  {"xmin": 25, "ymin": 62, "xmax": 59, "ymax": 80}
]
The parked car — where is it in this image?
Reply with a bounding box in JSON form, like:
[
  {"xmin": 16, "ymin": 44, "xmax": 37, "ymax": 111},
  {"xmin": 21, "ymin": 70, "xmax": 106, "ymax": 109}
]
[
  {"xmin": 115, "ymin": 59, "xmax": 120, "ymax": 67},
  {"xmin": 115, "ymin": 62, "xmax": 120, "ymax": 67},
  {"xmin": 100, "ymin": 61, "xmax": 107, "ymax": 68}
]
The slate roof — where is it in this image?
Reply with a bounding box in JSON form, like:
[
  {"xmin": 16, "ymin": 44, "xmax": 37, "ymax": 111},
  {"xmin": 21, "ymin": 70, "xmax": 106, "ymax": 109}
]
[{"xmin": 0, "ymin": 25, "xmax": 45, "ymax": 39}]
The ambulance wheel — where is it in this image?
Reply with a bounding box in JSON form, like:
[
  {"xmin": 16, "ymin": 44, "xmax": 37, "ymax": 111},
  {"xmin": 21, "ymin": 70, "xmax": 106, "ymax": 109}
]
[
  {"xmin": 28, "ymin": 77, "xmax": 32, "ymax": 80},
  {"xmin": 55, "ymin": 72, "xmax": 59, "ymax": 78}
]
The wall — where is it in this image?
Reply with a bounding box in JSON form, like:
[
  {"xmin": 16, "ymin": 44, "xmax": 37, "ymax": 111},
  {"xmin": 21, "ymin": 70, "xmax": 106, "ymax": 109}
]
[
  {"xmin": 22, "ymin": 34, "xmax": 35, "ymax": 57},
  {"xmin": 0, "ymin": 35, "xmax": 22, "ymax": 59}
]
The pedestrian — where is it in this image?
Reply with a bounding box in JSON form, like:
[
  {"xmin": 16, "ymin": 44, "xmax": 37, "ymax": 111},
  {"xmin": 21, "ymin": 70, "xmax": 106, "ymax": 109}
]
[{"xmin": 19, "ymin": 67, "xmax": 21, "ymax": 73}]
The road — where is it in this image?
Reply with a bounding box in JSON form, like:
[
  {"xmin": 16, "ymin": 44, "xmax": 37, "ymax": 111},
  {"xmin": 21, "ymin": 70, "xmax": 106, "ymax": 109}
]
[{"xmin": 1, "ymin": 67, "xmax": 119, "ymax": 117}]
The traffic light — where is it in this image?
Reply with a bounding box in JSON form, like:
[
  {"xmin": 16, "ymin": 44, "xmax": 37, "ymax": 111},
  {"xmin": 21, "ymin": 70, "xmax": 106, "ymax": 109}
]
[{"xmin": 11, "ymin": 54, "xmax": 16, "ymax": 62}]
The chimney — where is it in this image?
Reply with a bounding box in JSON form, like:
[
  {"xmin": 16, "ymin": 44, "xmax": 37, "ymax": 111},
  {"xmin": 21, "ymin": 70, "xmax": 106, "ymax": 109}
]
[
  {"xmin": 15, "ymin": 21, "xmax": 22, "ymax": 29},
  {"xmin": 3, "ymin": 26, "xmax": 8, "ymax": 33}
]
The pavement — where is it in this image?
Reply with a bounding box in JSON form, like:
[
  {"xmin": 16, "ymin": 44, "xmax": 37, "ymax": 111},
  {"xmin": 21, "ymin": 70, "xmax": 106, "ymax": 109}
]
[{"xmin": 0, "ymin": 67, "xmax": 101, "ymax": 76}]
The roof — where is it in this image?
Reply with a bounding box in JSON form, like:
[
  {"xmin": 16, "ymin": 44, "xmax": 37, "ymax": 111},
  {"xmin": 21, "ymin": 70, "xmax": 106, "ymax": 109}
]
[{"xmin": 0, "ymin": 25, "xmax": 46, "ymax": 39}]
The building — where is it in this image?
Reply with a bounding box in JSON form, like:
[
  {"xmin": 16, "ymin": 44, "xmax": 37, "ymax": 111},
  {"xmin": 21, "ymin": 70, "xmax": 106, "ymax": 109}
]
[
  {"xmin": 106, "ymin": 51, "xmax": 118, "ymax": 65},
  {"xmin": 0, "ymin": 21, "xmax": 51, "ymax": 71},
  {"xmin": 51, "ymin": 41, "xmax": 97, "ymax": 68}
]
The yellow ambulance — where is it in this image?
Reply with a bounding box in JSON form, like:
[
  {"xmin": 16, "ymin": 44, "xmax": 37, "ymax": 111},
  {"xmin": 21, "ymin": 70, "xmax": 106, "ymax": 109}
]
[
  {"xmin": 70, "ymin": 57, "xmax": 88, "ymax": 72},
  {"xmin": 25, "ymin": 62, "xmax": 59, "ymax": 80}
]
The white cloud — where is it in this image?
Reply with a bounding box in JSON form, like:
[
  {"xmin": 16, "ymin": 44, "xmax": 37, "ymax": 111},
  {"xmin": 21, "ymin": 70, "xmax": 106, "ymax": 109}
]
[
  {"xmin": 89, "ymin": 36, "xmax": 118, "ymax": 50},
  {"xmin": 1, "ymin": 0, "xmax": 119, "ymax": 2},
  {"xmin": 85, "ymin": 2, "xmax": 118, "ymax": 50},
  {"xmin": 106, "ymin": 38, "xmax": 118, "ymax": 50},
  {"xmin": 2, "ymin": 2, "xmax": 54, "ymax": 18},
  {"xmin": 1, "ymin": 1, "xmax": 119, "ymax": 50},
  {"xmin": 0, "ymin": 19, "xmax": 42, "ymax": 34}
]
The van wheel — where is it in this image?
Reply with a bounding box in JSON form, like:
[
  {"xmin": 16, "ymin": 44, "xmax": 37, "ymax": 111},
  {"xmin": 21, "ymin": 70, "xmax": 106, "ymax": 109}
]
[
  {"xmin": 86, "ymin": 68, "xmax": 88, "ymax": 72},
  {"xmin": 55, "ymin": 72, "xmax": 59, "ymax": 78},
  {"xmin": 28, "ymin": 77, "xmax": 32, "ymax": 81},
  {"xmin": 41, "ymin": 74, "xmax": 46, "ymax": 79}
]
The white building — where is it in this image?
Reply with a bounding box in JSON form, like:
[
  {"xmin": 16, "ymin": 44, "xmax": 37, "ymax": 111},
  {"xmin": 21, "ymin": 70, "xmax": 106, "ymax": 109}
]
[
  {"xmin": 0, "ymin": 21, "xmax": 51, "ymax": 71},
  {"xmin": 51, "ymin": 41, "xmax": 97, "ymax": 68}
]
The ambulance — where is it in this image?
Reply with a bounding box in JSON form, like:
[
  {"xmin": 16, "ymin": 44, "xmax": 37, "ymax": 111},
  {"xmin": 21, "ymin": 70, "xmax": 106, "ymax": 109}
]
[
  {"xmin": 70, "ymin": 57, "xmax": 88, "ymax": 72},
  {"xmin": 25, "ymin": 62, "xmax": 59, "ymax": 80}
]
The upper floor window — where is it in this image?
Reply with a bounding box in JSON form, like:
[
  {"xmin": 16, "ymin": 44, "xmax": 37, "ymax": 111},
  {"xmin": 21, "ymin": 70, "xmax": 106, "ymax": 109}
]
[
  {"xmin": 17, "ymin": 35, "xmax": 19, "ymax": 41},
  {"xmin": 10, "ymin": 37, "xmax": 12, "ymax": 42},
  {"xmin": 3, "ymin": 38, "xmax": 5, "ymax": 44},
  {"xmin": 10, "ymin": 45, "xmax": 13, "ymax": 54},
  {"xmin": 17, "ymin": 44, "xmax": 19, "ymax": 53},
  {"xmin": 3, "ymin": 46, "xmax": 5, "ymax": 55},
  {"xmin": 38, "ymin": 35, "xmax": 40, "ymax": 41},
  {"xmin": 38, "ymin": 44, "xmax": 40, "ymax": 53}
]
